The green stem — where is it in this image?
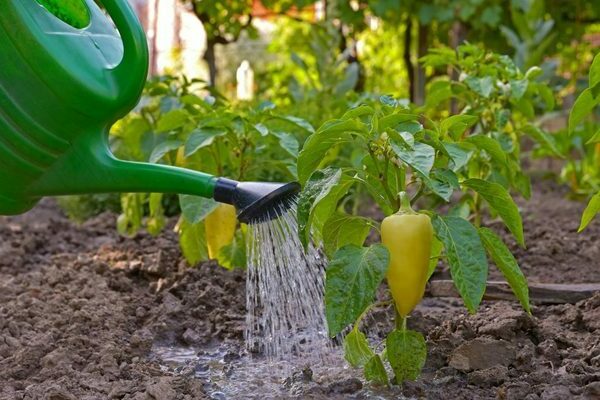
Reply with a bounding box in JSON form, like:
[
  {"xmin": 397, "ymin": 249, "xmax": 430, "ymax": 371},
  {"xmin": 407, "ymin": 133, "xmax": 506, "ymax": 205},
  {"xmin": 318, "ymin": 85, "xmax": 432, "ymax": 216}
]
[
  {"xmin": 354, "ymin": 300, "xmax": 393, "ymax": 331},
  {"xmin": 397, "ymin": 191, "xmax": 417, "ymax": 214}
]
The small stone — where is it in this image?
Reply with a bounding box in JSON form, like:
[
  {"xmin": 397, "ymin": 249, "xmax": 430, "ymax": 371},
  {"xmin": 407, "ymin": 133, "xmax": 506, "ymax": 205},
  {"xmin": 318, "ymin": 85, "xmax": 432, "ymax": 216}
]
[
  {"xmin": 502, "ymin": 382, "xmax": 533, "ymax": 400},
  {"xmin": 449, "ymin": 338, "xmax": 516, "ymax": 371},
  {"xmin": 537, "ymin": 339, "xmax": 560, "ymax": 365},
  {"xmin": 4, "ymin": 336, "xmax": 19, "ymax": 348},
  {"xmin": 584, "ymin": 381, "xmax": 600, "ymax": 399},
  {"xmin": 146, "ymin": 377, "xmax": 177, "ymax": 400},
  {"xmin": 108, "ymin": 382, "xmax": 134, "ymax": 398},
  {"xmin": 327, "ymin": 378, "xmax": 362, "ymax": 394},
  {"xmin": 540, "ymin": 385, "xmax": 572, "ymax": 400},
  {"xmin": 182, "ymin": 328, "xmax": 202, "ymax": 345},
  {"xmin": 467, "ymin": 365, "xmax": 508, "ymax": 387},
  {"xmin": 45, "ymin": 387, "xmax": 77, "ymax": 400}
]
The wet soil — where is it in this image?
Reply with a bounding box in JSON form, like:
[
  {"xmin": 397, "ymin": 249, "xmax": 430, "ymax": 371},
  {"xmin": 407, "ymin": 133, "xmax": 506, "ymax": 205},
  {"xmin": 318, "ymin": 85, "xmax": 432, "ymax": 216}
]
[{"xmin": 0, "ymin": 180, "xmax": 599, "ymax": 399}]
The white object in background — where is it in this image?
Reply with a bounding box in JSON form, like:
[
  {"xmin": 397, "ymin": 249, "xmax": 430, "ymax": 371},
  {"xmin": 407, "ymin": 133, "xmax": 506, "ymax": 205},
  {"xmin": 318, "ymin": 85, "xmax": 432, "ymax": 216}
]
[{"xmin": 236, "ymin": 60, "xmax": 255, "ymax": 101}]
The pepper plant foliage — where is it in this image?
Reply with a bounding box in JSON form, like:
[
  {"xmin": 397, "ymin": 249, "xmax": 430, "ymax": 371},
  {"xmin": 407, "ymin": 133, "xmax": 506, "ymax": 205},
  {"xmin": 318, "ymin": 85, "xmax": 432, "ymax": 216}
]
[
  {"xmin": 111, "ymin": 76, "xmax": 310, "ymax": 268},
  {"xmin": 569, "ymin": 52, "xmax": 600, "ymax": 231},
  {"xmin": 296, "ymin": 45, "xmax": 552, "ymax": 384}
]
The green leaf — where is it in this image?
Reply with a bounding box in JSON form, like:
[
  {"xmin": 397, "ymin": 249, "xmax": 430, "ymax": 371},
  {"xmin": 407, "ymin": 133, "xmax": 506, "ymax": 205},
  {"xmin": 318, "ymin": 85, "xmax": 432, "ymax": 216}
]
[
  {"xmin": 463, "ymin": 179, "xmax": 525, "ymax": 247},
  {"xmin": 325, "ymin": 244, "xmax": 390, "ymax": 337},
  {"xmin": 513, "ymin": 96, "xmax": 535, "ymax": 119},
  {"xmin": 322, "ymin": 212, "xmax": 371, "ymax": 257},
  {"xmin": 513, "ymin": 170, "xmax": 532, "ymax": 200},
  {"xmin": 156, "ymin": 109, "xmax": 189, "ymax": 132},
  {"xmin": 253, "ymin": 123, "xmax": 269, "ymax": 136},
  {"xmin": 379, "ymin": 113, "xmax": 419, "ymax": 131},
  {"xmin": 525, "ymin": 66, "xmax": 543, "ymax": 80},
  {"xmin": 536, "ymin": 84, "xmax": 555, "ymax": 110},
  {"xmin": 341, "ymin": 105, "xmax": 375, "ymax": 120},
  {"xmin": 219, "ymin": 228, "xmax": 247, "ymax": 270},
  {"xmin": 149, "ymin": 140, "xmax": 183, "ymax": 163},
  {"xmin": 431, "ymin": 215, "xmax": 488, "ymax": 313},
  {"xmin": 178, "ymin": 218, "xmax": 208, "ymax": 265},
  {"xmin": 522, "ymin": 125, "xmax": 562, "ymax": 157},
  {"xmin": 465, "ymin": 76, "xmax": 494, "ymax": 98},
  {"xmin": 297, "ymin": 168, "xmax": 344, "ymax": 250},
  {"xmin": 364, "ymin": 355, "xmax": 389, "ymax": 386},
  {"xmin": 390, "ymin": 141, "xmax": 435, "ymax": 177},
  {"xmin": 587, "ymin": 128, "xmax": 600, "ymax": 144},
  {"xmin": 147, "ymin": 193, "xmax": 166, "ymax": 236},
  {"xmin": 344, "ymin": 329, "xmax": 374, "ymax": 367},
  {"xmin": 184, "ymin": 128, "xmax": 227, "ymax": 157},
  {"xmin": 443, "ymin": 142, "xmax": 473, "ymax": 171},
  {"xmin": 429, "ymin": 169, "xmax": 459, "ymax": 202},
  {"xmin": 465, "ymin": 135, "xmax": 507, "ymax": 165},
  {"xmin": 579, "ymin": 192, "xmax": 600, "ymax": 232},
  {"xmin": 272, "ymin": 131, "xmax": 299, "ymax": 158},
  {"xmin": 509, "ymin": 79, "xmax": 529, "ymax": 100},
  {"xmin": 179, "ymin": 195, "xmax": 219, "ymax": 224},
  {"xmin": 275, "ymin": 115, "xmax": 315, "ymax": 133},
  {"xmin": 427, "ymin": 236, "xmax": 443, "ymax": 279},
  {"xmin": 478, "ymin": 227, "xmax": 530, "ymax": 313},
  {"xmin": 117, "ymin": 193, "xmax": 144, "ymax": 236},
  {"xmin": 589, "ymin": 52, "xmax": 600, "ymax": 89},
  {"xmin": 298, "ymin": 119, "xmax": 366, "ymax": 184},
  {"xmin": 569, "ymin": 88, "xmax": 600, "ymax": 134},
  {"xmin": 440, "ymin": 115, "xmax": 478, "ymax": 139},
  {"xmin": 387, "ymin": 329, "xmax": 427, "ymax": 383}
]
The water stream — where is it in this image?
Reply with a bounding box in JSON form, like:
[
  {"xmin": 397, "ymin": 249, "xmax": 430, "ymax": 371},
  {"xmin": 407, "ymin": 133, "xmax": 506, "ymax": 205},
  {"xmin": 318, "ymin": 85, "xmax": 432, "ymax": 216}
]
[{"xmin": 245, "ymin": 201, "xmax": 331, "ymax": 361}]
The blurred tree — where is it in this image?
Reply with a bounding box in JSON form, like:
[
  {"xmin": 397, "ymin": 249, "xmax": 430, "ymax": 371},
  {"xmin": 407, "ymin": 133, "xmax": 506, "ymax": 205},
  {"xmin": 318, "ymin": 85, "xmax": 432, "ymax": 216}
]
[{"xmin": 179, "ymin": 0, "xmax": 256, "ymax": 86}]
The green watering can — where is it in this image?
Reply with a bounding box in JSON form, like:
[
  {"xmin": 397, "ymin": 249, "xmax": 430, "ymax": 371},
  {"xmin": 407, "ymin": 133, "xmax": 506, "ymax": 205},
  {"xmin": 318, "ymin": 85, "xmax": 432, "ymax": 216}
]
[{"xmin": 0, "ymin": 0, "xmax": 299, "ymax": 223}]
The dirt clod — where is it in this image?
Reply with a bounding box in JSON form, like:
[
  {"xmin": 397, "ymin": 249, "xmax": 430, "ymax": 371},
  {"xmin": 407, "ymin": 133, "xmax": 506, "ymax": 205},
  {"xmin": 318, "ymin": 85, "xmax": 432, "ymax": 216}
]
[{"xmin": 449, "ymin": 337, "xmax": 516, "ymax": 371}]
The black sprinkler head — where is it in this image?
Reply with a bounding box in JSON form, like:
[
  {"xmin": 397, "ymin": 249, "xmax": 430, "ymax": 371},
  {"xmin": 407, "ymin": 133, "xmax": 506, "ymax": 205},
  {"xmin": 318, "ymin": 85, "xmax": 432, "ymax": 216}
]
[{"xmin": 213, "ymin": 178, "xmax": 301, "ymax": 224}]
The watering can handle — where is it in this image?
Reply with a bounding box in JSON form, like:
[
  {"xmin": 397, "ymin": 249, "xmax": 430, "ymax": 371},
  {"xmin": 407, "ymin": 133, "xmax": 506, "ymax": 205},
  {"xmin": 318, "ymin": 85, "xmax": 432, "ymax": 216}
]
[{"xmin": 100, "ymin": 0, "xmax": 149, "ymax": 98}]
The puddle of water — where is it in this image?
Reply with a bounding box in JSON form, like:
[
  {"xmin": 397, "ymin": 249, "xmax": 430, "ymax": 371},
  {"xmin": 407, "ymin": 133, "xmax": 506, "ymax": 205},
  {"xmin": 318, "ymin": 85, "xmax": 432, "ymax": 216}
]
[
  {"xmin": 245, "ymin": 201, "xmax": 330, "ymax": 361},
  {"xmin": 151, "ymin": 343, "xmax": 399, "ymax": 400}
]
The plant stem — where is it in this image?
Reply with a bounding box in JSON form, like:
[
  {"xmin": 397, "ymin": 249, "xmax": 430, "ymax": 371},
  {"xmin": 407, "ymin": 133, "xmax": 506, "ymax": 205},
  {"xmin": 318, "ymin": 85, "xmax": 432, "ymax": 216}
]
[
  {"xmin": 369, "ymin": 148, "xmax": 396, "ymax": 209},
  {"xmin": 354, "ymin": 300, "xmax": 393, "ymax": 331}
]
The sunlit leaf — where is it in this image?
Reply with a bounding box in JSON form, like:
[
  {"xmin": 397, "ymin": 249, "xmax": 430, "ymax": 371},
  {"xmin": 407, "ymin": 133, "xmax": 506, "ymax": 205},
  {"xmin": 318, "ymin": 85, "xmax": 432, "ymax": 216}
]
[
  {"xmin": 463, "ymin": 179, "xmax": 525, "ymax": 247},
  {"xmin": 432, "ymin": 215, "xmax": 488, "ymax": 313},
  {"xmin": 479, "ymin": 227, "xmax": 530, "ymax": 313},
  {"xmin": 387, "ymin": 329, "xmax": 427, "ymax": 383},
  {"xmin": 344, "ymin": 329, "xmax": 374, "ymax": 368},
  {"xmin": 579, "ymin": 192, "xmax": 600, "ymax": 232},
  {"xmin": 325, "ymin": 244, "xmax": 389, "ymax": 337},
  {"xmin": 364, "ymin": 355, "xmax": 389, "ymax": 386}
]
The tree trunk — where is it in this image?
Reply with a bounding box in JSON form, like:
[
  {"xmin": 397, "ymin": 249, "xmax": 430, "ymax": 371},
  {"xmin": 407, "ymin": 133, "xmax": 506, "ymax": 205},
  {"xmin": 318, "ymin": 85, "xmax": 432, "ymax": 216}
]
[
  {"xmin": 414, "ymin": 22, "xmax": 428, "ymax": 105},
  {"xmin": 204, "ymin": 40, "xmax": 218, "ymax": 87},
  {"xmin": 403, "ymin": 17, "xmax": 415, "ymax": 102}
]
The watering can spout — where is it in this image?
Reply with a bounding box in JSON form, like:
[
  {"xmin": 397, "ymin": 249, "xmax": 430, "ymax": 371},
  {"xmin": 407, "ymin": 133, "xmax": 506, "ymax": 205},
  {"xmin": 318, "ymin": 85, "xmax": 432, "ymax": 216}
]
[{"xmin": 27, "ymin": 133, "xmax": 217, "ymax": 201}]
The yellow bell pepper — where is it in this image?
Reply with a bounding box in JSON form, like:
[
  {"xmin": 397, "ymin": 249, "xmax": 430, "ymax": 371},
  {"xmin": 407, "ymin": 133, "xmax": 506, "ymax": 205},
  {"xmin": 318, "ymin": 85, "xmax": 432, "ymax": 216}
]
[
  {"xmin": 382, "ymin": 192, "xmax": 433, "ymax": 317},
  {"xmin": 205, "ymin": 204, "xmax": 237, "ymax": 260}
]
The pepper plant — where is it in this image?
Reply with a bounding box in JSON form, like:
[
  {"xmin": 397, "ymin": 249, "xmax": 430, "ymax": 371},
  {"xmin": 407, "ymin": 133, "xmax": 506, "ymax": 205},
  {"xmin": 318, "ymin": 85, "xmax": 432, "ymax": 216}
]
[
  {"xmin": 568, "ymin": 52, "xmax": 600, "ymax": 231},
  {"xmin": 110, "ymin": 75, "xmax": 312, "ymax": 268},
  {"xmin": 295, "ymin": 47, "xmax": 547, "ymax": 382}
]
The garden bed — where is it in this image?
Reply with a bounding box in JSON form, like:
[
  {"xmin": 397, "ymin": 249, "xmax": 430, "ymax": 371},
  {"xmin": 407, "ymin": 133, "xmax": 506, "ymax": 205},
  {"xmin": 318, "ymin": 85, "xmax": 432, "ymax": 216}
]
[{"xmin": 0, "ymin": 179, "xmax": 599, "ymax": 400}]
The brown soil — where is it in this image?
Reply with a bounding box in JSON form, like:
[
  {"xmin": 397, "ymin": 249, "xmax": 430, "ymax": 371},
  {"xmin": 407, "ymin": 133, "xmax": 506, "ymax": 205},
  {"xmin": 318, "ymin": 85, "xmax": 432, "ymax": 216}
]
[{"xmin": 0, "ymin": 180, "xmax": 599, "ymax": 399}]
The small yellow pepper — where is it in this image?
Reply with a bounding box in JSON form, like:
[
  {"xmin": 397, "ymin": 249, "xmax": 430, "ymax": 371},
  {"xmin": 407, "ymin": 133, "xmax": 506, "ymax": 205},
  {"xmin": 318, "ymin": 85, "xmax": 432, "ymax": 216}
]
[
  {"xmin": 382, "ymin": 192, "xmax": 433, "ymax": 317},
  {"xmin": 205, "ymin": 204, "xmax": 237, "ymax": 260}
]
